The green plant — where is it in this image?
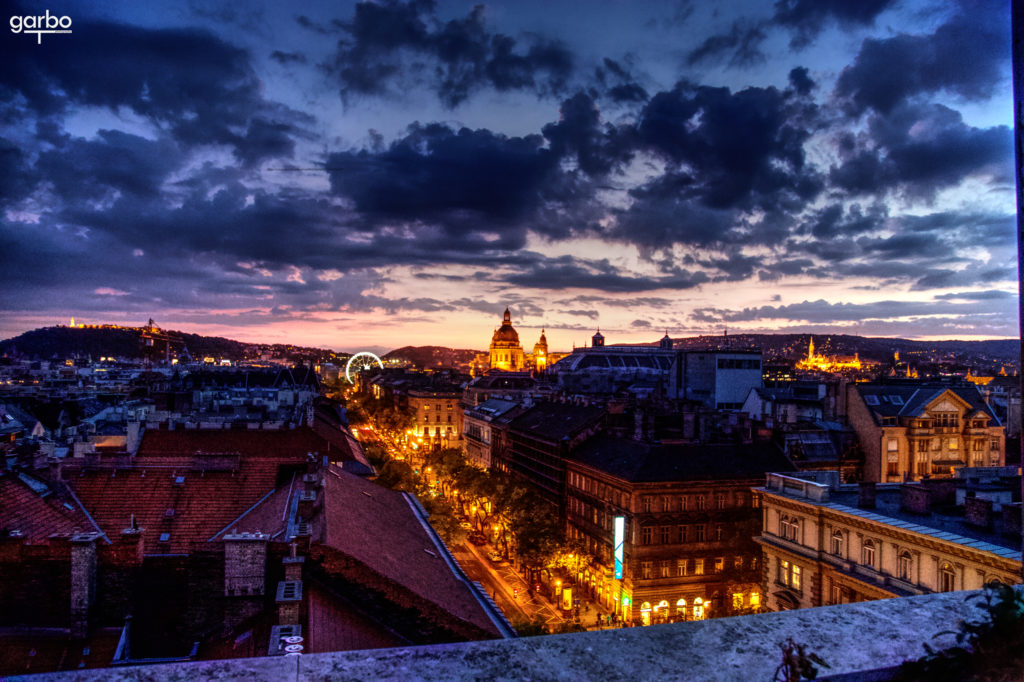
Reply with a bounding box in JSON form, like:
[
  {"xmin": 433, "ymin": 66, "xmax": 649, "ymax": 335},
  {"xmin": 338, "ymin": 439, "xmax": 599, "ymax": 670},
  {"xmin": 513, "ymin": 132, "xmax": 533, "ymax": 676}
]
[
  {"xmin": 773, "ymin": 638, "xmax": 829, "ymax": 681},
  {"xmin": 898, "ymin": 581, "xmax": 1024, "ymax": 681}
]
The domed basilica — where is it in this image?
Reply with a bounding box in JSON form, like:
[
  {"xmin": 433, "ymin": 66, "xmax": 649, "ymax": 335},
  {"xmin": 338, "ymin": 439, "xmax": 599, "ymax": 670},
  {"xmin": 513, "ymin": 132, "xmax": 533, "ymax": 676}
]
[{"xmin": 488, "ymin": 307, "xmax": 526, "ymax": 371}]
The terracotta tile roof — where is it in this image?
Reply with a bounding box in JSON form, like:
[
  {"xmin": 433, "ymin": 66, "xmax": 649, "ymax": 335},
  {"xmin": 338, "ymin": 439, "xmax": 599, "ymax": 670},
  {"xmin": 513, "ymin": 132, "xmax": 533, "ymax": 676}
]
[
  {"xmin": 321, "ymin": 468, "xmax": 500, "ymax": 636},
  {"xmin": 66, "ymin": 455, "xmax": 293, "ymax": 555},
  {"xmin": 306, "ymin": 583, "xmax": 407, "ymax": 653},
  {"xmin": 139, "ymin": 427, "xmax": 334, "ymax": 460},
  {"xmin": 0, "ymin": 627, "xmax": 122, "ymax": 676},
  {"xmin": 0, "ymin": 473, "xmax": 103, "ymax": 543}
]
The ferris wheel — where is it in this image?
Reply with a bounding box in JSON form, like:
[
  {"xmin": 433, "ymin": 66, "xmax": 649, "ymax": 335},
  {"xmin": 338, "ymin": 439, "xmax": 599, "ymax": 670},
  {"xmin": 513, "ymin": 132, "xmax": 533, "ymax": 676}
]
[{"xmin": 345, "ymin": 351, "xmax": 385, "ymax": 383}]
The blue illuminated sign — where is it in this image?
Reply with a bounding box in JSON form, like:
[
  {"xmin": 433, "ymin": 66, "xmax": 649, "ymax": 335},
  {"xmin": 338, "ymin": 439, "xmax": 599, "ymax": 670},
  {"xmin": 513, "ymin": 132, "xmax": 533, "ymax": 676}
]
[{"xmin": 613, "ymin": 516, "xmax": 625, "ymax": 579}]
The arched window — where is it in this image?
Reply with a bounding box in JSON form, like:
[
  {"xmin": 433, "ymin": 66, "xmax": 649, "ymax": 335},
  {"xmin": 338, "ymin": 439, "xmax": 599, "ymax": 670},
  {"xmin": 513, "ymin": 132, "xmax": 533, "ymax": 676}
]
[
  {"xmin": 898, "ymin": 552, "xmax": 912, "ymax": 581},
  {"xmin": 940, "ymin": 564, "xmax": 955, "ymax": 592},
  {"xmin": 830, "ymin": 530, "xmax": 843, "ymax": 556},
  {"xmin": 676, "ymin": 598, "xmax": 687, "ymax": 615},
  {"xmin": 862, "ymin": 539, "xmax": 876, "ymax": 567},
  {"xmin": 693, "ymin": 597, "xmax": 705, "ymax": 620},
  {"xmin": 779, "ymin": 515, "xmax": 800, "ymax": 541}
]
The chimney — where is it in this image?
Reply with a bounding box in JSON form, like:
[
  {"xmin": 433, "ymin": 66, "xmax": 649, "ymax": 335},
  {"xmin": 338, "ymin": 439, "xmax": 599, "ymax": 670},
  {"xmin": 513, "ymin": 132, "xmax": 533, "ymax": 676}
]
[
  {"xmin": 900, "ymin": 485, "xmax": 931, "ymax": 515},
  {"xmin": 276, "ymin": 580, "xmax": 302, "ymax": 625},
  {"xmin": 70, "ymin": 532, "xmax": 101, "ymax": 638},
  {"xmin": 1002, "ymin": 502, "xmax": 1022, "ymax": 537},
  {"xmin": 126, "ymin": 421, "xmax": 141, "ymax": 455},
  {"xmin": 965, "ymin": 496, "xmax": 993, "ymax": 529},
  {"xmin": 858, "ymin": 481, "xmax": 877, "ymax": 509},
  {"xmin": 283, "ymin": 542, "xmax": 305, "ymax": 581},
  {"xmin": 224, "ymin": 532, "xmax": 268, "ymax": 597}
]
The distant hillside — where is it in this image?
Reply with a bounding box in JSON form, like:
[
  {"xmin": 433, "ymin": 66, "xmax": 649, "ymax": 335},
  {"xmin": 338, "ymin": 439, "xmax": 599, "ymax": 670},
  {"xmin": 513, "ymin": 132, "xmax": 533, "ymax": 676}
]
[
  {"xmin": 665, "ymin": 333, "xmax": 1019, "ymax": 369},
  {"xmin": 0, "ymin": 325, "xmax": 341, "ymax": 363},
  {"xmin": 384, "ymin": 346, "xmax": 481, "ymax": 368}
]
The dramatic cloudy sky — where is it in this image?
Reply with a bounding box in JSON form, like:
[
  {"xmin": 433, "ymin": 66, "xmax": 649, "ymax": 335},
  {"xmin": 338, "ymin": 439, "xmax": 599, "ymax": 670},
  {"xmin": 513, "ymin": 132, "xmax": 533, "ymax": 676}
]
[{"xmin": 1, "ymin": 0, "xmax": 1016, "ymax": 353}]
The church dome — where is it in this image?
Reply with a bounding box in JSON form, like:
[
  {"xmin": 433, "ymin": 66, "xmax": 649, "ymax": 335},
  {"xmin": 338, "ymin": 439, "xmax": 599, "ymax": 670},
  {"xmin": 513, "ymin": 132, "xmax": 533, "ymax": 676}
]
[
  {"xmin": 492, "ymin": 325, "xmax": 520, "ymax": 344},
  {"xmin": 491, "ymin": 307, "xmax": 520, "ymax": 345}
]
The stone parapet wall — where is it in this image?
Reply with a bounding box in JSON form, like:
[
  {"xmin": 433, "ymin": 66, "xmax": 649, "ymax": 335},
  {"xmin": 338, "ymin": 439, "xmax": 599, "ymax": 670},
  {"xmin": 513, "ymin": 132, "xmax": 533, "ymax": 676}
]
[{"xmin": 15, "ymin": 588, "xmax": 1021, "ymax": 681}]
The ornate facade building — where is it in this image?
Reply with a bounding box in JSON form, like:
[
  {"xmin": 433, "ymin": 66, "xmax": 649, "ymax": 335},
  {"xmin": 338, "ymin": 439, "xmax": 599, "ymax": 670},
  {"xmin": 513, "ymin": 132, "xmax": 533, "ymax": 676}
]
[
  {"xmin": 756, "ymin": 469, "xmax": 1020, "ymax": 613},
  {"xmin": 488, "ymin": 308, "xmax": 526, "ymax": 371}
]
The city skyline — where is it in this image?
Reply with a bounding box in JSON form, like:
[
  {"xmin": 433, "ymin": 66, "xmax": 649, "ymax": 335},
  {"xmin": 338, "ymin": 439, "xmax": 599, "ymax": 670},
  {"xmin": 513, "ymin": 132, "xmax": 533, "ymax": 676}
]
[{"xmin": 1, "ymin": 0, "xmax": 1017, "ymax": 352}]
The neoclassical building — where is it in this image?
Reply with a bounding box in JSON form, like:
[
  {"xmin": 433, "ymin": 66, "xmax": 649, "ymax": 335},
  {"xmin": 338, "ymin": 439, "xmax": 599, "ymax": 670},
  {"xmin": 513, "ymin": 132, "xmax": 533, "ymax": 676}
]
[{"xmin": 488, "ymin": 308, "xmax": 526, "ymax": 371}]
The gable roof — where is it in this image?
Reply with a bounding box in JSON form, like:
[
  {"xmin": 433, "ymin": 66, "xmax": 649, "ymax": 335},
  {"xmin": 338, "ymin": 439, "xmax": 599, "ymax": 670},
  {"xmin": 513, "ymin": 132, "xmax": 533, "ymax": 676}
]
[
  {"xmin": 854, "ymin": 383, "xmax": 998, "ymax": 425},
  {"xmin": 0, "ymin": 473, "xmax": 107, "ymax": 543},
  {"xmin": 570, "ymin": 436, "xmax": 794, "ymax": 483},
  {"xmin": 320, "ymin": 468, "xmax": 501, "ymax": 637}
]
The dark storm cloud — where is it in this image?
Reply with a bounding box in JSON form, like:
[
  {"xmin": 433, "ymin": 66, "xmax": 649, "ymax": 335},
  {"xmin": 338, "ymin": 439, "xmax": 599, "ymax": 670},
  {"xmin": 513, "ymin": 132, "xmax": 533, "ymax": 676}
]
[
  {"xmin": 270, "ymin": 50, "xmax": 307, "ymax": 65},
  {"xmin": 687, "ymin": 0, "xmax": 894, "ymax": 67},
  {"xmin": 788, "ymin": 67, "xmax": 815, "ymax": 96},
  {"xmin": 686, "ymin": 19, "xmax": 768, "ymax": 68},
  {"xmin": 773, "ymin": 0, "xmax": 895, "ymax": 48},
  {"xmin": 594, "ymin": 59, "xmax": 648, "ymax": 103},
  {"xmin": 630, "ymin": 319, "xmax": 652, "ymax": 328},
  {"xmin": 541, "ymin": 92, "xmax": 636, "ymax": 176},
  {"xmin": 829, "ymin": 103, "xmax": 1012, "ymax": 199},
  {"xmin": 0, "ymin": 16, "xmax": 309, "ymax": 166},
  {"xmin": 502, "ymin": 255, "xmax": 708, "ymax": 292},
  {"xmin": 934, "ymin": 290, "xmax": 1015, "ymax": 301},
  {"xmin": 799, "ymin": 203, "xmax": 884, "ymax": 239},
  {"xmin": 323, "ymin": 0, "xmax": 573, "ymax": 107},
  {"xmin": 692, "ymin": 297, "xmax": 1018, "ymax": 325},
  {"xmin": 0, "ymin": 139, "xmax": 38, "ymax": 207},
  {"xmin": 36, "ymin": 130, "xmax": 184, "ymax": 202},
  {"xmin": 326, "ymin": 122, "xmax": 557, "ymax": 235},
  {"xmin": 834, "ymin": 2, "xmax": 1009, "ymax": 116},
  {"xmin": 636, "ymin": 82, "xmax": 819, "ymax": 210}
]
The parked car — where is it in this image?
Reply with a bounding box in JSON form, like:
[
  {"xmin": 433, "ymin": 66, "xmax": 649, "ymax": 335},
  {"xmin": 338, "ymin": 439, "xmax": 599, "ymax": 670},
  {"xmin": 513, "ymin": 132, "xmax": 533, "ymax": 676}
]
[
  {"xmin": 468, "ymin": 532, "xmax": 487, "ymax": 546},
  {"xmin": 486, "ymin": 551, "xmax": 503, "ymax": 562}
]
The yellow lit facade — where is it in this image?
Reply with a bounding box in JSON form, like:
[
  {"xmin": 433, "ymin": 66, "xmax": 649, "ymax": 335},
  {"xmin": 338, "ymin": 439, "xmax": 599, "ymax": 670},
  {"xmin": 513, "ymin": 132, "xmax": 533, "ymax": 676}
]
[{"xmin": 795, "ymin": 337, "xmax": 862, "ymax": 372}]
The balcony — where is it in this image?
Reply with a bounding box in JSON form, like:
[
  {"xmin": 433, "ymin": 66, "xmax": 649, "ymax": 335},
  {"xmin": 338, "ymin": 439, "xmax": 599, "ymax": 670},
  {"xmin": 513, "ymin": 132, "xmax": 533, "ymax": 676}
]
[{"xmin": 38, "ymin": 589, "xmax": 1013, "ymax": 681}]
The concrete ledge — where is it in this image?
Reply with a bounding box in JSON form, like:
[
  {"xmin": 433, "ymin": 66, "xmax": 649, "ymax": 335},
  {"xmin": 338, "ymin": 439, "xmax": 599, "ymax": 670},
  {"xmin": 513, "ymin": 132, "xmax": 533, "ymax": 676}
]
[{"xmin": 14, "ymin": 589, "xmax": 1006, "ymax": 681}]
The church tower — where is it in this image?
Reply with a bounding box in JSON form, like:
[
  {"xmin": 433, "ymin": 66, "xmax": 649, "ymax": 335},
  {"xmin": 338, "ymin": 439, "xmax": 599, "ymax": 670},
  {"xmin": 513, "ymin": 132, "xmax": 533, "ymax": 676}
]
[
  {"xmin": 488, "ymin": 307, "xmax": 526, "ymax": 371},
  {"xmin": 532, "ymin": 329, "xmax": 549, "ymax": 372}
]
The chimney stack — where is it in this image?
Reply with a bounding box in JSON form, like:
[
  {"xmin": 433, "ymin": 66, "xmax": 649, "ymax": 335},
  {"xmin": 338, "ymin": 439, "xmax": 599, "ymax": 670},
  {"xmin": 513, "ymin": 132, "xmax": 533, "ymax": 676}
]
[{"xmin": 858, "ymin": 481, "xmax": 877, "ymax": 509}]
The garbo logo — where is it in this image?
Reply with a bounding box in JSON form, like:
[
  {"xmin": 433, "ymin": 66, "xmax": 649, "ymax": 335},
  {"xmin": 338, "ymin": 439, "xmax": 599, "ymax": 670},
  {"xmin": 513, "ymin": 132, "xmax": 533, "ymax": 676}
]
[{"xmin": 10, "ymin": 10, "xmax": 72, "ymax": 44}]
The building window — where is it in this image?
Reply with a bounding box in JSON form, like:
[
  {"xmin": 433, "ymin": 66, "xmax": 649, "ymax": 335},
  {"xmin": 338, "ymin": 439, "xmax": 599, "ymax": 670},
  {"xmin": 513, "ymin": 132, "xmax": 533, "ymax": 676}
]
[
  {"xmin": 779, "ymin": 559, "xmax": 801, "ymax": 590},
  {"xmin": 732, "ymin": 593, "xmax": 744, "ymax": 610},
  {"xmin": 940, "ymin": 564, "xmax": 955, "ymax": 592},
  {"xmin": 662, "ymin": 495, "xmax": 671, "ymax": 511},
  {"xmin": 680, "ymin": 496, "xmax": 688, "ymax": 511},
  {"xmin": 641, "ymin": 561, "xmax": 652, "ymax": 579},
  {"xmin": 660, "ymin": 526, "xmax": 671, "ymax": 544},
  {"xmin": 696, "ymin": 495, "xmax": 706, "ymax": 510},
  {"xmin": 829, "ymin": 583, "xmax": 843, "ymax": 605},
  {"xmin": 862, "ymin": 539, "xmax": 876, "ymax": 568},
  {"xmin": 780, "ymin": 516, "xmax": 800, "ymax": 542},
  {"xmin": 917, "ymin": 439, "xmax": 928, "ymax": 453},
  {"xmin": 887, "ymin": 438, "xmax": 898, "ymax": 452},
  {"xmin": 752, "ymin": 494, "xmax": 761, "ymax": 508},
  {"xmin": 716, "ymin": 493, "xmax": 726, "ymax": 509},
  {"xmin": 831, "ymin": 530, "xmax": 843, "ymax": 556},
  {"xmin": 661, "ymin": 560, "xmax": 671, "ymax": 578},
  {"xmin": 750, "ymin": 592, "xmax": 761, "ymax": 609},
  {"xmin": 714, "ymin": 557, "xmax": 724, "ymax": 573},
  {"xmin": 887, "ymin": 459, "xmax": 899, "ymax": 477},
  {"xmin": 694, "ymin": 558, "xmax": 705, "ymax": 575},
  {"xmin": 676, "ymin": 559, "xmax": 688, "ymax": 577},
  {"xmin": 898, "ymin": 552, "xmax": 912, "ymax": 581},
  {"xmin": 948, "ymin": 439, "xmax": 958, "ymax": 450},
  {"xmin": 641, "ymin": 527, "xmax": 653, "ymax": 545},
  {"xmin": 695, "ymin": 524, "xmax": 706, "ymax": 542},
  {"xmin": 642, "ymin": 496, "xmax": 652, "ymax": 512}
]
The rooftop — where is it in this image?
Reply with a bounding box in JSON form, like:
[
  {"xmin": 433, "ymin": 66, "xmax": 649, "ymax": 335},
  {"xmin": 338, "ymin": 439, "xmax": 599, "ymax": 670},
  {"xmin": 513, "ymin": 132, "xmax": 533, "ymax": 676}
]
[
  {"xmin": 762, "ymin": 471, "xmax": 1021, "ymax": 560},
  {"xmin": 570, "ymin": 437, "xmax": 795, "ymax": 483}
]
